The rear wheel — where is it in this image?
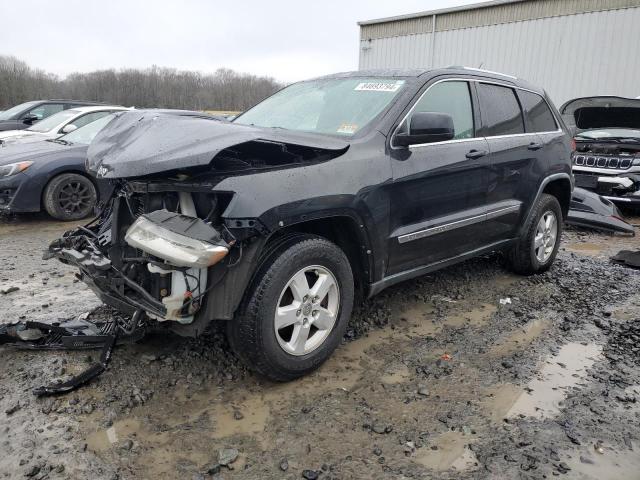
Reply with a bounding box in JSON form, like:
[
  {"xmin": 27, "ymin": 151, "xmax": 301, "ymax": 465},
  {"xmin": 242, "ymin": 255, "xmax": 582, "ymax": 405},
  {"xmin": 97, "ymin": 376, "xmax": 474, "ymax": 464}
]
[
  {"xmin": 227, "ymin": 235, "xmax": 354, "ymax": 381},
  {"xmin": 43, "ymin": 173, "xmax": 97, "ymax": 221},
  {"xmin": 507, "ymin": 193, "xmax": 562, "ymax": 275}
]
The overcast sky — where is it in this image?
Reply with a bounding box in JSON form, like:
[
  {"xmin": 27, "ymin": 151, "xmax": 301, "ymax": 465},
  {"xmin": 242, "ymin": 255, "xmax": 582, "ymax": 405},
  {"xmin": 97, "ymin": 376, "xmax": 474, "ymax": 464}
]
[{"xmin": 2, "ymin": 0, "xmax": 487, "ymax": 82}]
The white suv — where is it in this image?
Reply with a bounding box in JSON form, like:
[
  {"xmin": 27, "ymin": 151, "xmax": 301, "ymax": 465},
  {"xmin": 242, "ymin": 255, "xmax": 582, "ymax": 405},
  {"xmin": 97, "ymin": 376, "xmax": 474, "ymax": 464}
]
[{"xmin": 0, "ymin": 105, "xmax": 130, "ymax": 146}]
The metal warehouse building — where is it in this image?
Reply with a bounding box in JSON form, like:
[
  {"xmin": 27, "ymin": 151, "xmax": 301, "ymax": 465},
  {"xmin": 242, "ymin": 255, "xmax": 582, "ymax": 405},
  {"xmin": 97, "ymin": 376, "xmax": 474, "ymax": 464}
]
[{"xmin": 358, "ymin": 0, "xmax": 640, "ymax": 105}]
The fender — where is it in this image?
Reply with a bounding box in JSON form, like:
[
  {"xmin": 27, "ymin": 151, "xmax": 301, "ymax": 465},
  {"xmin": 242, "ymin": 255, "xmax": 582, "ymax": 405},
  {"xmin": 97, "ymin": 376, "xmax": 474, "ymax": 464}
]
[{"xmin": 518, "ymin": 172, "xmax": 572, "ymax": 235}]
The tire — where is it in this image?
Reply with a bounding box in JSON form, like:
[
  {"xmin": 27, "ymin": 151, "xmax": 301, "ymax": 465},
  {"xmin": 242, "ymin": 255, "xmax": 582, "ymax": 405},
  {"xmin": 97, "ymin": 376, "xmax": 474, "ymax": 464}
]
[
  {"xmin": 43, "ymin": 173, "xmax": 97, "ymax": 221},
  {"xmin": 227, "ymin": 235, "xmax": 354, "ymax": 381},
  {"xmin": 507, "ymin": 193, "xmax": 563, "ymax": 275}
]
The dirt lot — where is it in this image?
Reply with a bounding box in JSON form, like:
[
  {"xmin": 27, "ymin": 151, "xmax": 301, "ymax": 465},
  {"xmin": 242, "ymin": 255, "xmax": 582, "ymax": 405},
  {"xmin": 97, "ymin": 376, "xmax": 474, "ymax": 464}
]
[{"xmin": 1, "ymin": 212, "xmax": 640, "ymax": 480}]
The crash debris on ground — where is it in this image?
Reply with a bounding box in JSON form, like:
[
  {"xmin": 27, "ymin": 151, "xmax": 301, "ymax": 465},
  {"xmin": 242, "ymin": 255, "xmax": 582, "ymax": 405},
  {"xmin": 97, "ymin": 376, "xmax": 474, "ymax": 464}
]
[{"xmin": 1, "ymin": 213, "xmax": 640, "ymax": 479}]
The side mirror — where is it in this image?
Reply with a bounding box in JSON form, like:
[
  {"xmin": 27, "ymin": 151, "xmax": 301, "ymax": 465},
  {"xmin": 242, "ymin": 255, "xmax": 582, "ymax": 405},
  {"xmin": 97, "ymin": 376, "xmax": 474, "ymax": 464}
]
[
  {"xmin": 22, "ymin": 113, "xmax": 39, "ymax": 125},
  {"xmin": 61, "ymin": 124, "xmax": 78, "ymax": 134},
  {"xmin": 394, "ymin": 112, "xmax": 455, "ymax": 147}
]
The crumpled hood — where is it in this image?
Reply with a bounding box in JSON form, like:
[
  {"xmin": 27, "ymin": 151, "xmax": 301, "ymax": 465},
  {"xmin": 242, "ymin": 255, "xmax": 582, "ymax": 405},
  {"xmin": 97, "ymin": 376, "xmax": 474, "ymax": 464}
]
[
  {"xmin": 87, "ymin": 110, "xmax": 350, "ymax": 178},
  {"xmin": 560, "ymin": 96, "xmax": 640, "ymax": 131}
]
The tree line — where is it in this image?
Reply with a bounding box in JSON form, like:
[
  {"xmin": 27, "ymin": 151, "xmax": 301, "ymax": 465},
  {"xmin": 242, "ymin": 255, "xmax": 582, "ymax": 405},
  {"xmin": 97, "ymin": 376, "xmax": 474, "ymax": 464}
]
[{"xmin": 0, "ymin": 55, "xmax": 283, "ymax": 111}]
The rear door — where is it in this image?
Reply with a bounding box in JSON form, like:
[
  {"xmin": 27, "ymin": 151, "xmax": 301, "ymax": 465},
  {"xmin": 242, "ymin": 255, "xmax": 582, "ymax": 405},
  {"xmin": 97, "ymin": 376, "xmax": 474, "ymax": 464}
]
[
  {"xmin": 476, "ymin": 82, "xmax": 540, "ymax": 241},
  {"xmin": 387, "ymin": 79, "xmax": 491, "ymax": 276},
  {"xmin": 517, "ymin": 89, "xmax": 567, "ymax": 186}
]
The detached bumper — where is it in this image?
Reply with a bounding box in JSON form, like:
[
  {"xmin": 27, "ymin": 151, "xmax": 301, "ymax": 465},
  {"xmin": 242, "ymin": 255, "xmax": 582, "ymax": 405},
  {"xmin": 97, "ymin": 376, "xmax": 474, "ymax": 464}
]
[{"xmin": 567, "ymin": 187, "xmax": 635, "ymax": 235}]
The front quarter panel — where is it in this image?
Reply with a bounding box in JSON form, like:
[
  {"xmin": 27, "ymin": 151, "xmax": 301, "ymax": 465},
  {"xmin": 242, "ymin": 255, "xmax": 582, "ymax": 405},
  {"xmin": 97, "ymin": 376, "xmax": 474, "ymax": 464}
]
[{"xmin": 217, "ymin": 132, "xmax": 392, "ymax": 281}]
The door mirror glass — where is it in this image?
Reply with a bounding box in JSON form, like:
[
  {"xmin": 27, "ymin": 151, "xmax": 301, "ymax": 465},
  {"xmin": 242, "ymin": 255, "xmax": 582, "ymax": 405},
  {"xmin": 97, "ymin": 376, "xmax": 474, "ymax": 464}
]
[
  {"xmin": 395, "ymin": 112, "xmax": 455, "ymax": 147},
  {"xmin": 61, "ymin": 124, "xmax": 78, "ymax": 134}
]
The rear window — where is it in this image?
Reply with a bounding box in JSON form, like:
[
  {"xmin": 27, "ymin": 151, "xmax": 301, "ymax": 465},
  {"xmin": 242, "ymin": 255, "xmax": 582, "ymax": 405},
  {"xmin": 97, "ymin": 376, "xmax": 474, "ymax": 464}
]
[
  {"xmin": 518, "ymin": 91, "xmax": 557, "ymax": 133},
  {"xmin": 477, "ymin": 83, "xmax": 525, "ymax": 136}
]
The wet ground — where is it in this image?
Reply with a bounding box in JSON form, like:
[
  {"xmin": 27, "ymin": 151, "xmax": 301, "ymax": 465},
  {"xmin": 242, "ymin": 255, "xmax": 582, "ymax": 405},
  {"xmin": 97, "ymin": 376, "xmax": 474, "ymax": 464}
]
[{"xmin": 1, "ymin": 212, "xmax": 640, "ymax": 480}]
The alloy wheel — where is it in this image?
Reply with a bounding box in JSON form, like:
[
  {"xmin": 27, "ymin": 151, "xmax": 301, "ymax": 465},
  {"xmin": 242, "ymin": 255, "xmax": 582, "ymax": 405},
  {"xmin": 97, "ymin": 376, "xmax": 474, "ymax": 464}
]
[
  {"xmin": 274, "ymin": 265, "xmax": 340, "ymax": 356},
  {"xmin": 58, "ymin": 180, "xmax": 93, "ymax": 215},
  {"xmin": 534, "ymin": 210, "xmax": 558, "ymax": 263}
]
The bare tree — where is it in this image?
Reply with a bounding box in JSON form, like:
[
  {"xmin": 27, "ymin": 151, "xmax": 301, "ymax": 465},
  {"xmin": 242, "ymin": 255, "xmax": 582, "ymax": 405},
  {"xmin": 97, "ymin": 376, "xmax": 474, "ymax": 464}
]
[{"xmin": 0, "ymin": 55, "xmax": 282, "ymax": 111}]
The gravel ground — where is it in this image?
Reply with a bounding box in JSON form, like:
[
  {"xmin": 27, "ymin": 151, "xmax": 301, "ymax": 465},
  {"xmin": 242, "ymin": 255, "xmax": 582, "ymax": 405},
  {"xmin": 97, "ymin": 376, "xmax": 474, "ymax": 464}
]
[{"xmin": 1, "ymin": 212, "xmax": 640, "ymax": 480}]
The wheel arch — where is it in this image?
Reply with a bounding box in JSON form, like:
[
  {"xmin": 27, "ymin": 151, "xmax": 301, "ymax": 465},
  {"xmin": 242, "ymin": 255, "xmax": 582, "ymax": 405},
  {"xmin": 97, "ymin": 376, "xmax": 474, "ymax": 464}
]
[
  {"xmin": 542, "ymin": 177, "xmax": 572, "ymax": 220},
  {"xmin": 264, "ymin": 214, "xmax": 374, "ymax": 297},
  {"xmin": 40, "ymin": 169, "xmax": 101, "ymax": 210},
  {"xmin": 520, "ymin": 173, "xmax": 572, "ymax": 235}
]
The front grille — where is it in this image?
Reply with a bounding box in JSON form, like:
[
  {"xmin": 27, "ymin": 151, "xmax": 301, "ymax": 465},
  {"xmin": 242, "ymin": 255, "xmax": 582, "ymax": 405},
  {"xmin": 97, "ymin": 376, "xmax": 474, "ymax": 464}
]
[{"xmin": 573, "ymin": 154, "xmax": 633, "ymax": 170}]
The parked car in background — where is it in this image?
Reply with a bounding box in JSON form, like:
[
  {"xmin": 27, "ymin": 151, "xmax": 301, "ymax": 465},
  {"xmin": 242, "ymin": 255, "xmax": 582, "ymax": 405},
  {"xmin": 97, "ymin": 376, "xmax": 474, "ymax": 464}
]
[
  {"xmin": 0, "ymin": 114, "xmax": 115, "ymax": 220},
  {"xmin": 0, "ymin": 100, "xmax": 111, "ymax": 132},
  {"xmin": 48, "ymin": 68, "xmax": 573, "ymax": 381},
  {"xmin": 0, "ymin": 110, "xmax": 212, "ymax": 221},
  {"xmin": 562, "ymin": 96, "xmax": 640, "ymax": 205},
  {"xmin": 0, "ymin": 106, "xmax": 129, "ymax": 146}
]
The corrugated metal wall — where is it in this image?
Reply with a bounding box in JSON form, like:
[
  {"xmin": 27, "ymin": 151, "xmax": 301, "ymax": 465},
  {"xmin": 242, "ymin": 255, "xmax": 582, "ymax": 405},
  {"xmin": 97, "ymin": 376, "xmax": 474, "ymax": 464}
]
[{"xmin": 359, "ymin": 4, "xmax": 640, "ymax": 105}]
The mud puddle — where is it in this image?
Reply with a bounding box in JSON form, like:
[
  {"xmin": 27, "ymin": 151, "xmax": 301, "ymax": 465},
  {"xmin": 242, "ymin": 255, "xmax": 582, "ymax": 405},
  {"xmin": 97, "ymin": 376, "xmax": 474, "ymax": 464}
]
[
  {"xmin": 485, "ymin": 342, "xmax": 602, "ymax": 420},
  {"xmin": 414, "ymin": 431, "xmax": 478, "ymax": 472},
  {"xmin": 566, "ymin": 242, "xmax": 605, "ymax": 256},
  {"xmin": 488, "ymin": 317, "xmax": 551, "ymax": 356}
]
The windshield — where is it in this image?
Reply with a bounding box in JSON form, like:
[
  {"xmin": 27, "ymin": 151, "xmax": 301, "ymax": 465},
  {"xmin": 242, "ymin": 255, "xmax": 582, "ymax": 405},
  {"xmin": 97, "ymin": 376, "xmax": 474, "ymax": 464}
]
[
  {"xmin": 576, "ymin": 128, "xmax": 640, "ymax": 140},
  {"xmin": 0, "ymin": 101, "xmax": 39, "ymax": 121},
  {"xmin": 56, "ymin": 114, "xmax": 115, "ymax": 145},
  {"xmin": 235, "ymin": 77, "xmax": 406, "ymax": 136},
  {"xmin": 26, "ymin": 110, "xmax": 79, "ymax": 133}
]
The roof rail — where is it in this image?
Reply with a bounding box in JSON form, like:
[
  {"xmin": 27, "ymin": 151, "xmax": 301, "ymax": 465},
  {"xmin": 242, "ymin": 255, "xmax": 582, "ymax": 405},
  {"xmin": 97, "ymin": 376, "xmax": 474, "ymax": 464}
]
[
  {"xmin": 46, "ymin": 99, "xmax": 111, "ymax": 104},
  {"xmin": 448, "ymin": 66, "xmax": 518, "ymax": 80}
]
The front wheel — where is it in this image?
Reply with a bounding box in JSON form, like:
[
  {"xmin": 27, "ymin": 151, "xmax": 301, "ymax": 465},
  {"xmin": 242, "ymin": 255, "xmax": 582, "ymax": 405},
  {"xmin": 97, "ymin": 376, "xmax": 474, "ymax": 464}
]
[
  {"xmin": 43, "ymin": 173, "xmax": 97, "ymax": 221},
  {"xmin": 227, "ymin": 235, "xmax": 354, "ymax": 381},
  {"xmin": 507, "ymin": 193, "xmax": 562, "ymax": 275}
]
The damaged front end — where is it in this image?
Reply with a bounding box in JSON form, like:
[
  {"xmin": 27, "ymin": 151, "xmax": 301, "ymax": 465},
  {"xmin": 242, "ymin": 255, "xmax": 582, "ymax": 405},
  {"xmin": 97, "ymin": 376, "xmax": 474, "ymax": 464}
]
[
  {"xmin": 561, "ymin": 96, "xmax": 640, "ymax": 204},
  {"xmin": 46, "ymin": 182, "xmax": 237, "ymax": 327}
]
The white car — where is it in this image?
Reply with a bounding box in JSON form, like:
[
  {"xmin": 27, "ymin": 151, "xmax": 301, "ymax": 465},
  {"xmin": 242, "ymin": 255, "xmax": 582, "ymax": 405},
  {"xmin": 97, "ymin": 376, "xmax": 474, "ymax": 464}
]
[{"xmin": 0, "ymin": 105, "xmax": 130, "ymax": 146}]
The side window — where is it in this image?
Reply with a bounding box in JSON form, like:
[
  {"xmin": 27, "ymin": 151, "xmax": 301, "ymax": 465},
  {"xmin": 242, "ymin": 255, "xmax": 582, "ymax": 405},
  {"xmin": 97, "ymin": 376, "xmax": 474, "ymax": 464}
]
[
  {"xmin": 408, "ymin": 81, "xmax": 474, "ymax": 140},
  {"xmin": 477, "ymin": 84, "xmax": 525, "ymax": 136},
  {"xmin": 67, "ymin": 111, "xmax": 110, "ymax": 130},
  {"xmin": 518, "ymin": 91, "xmax": 557, "ymax": 133},
  {"xmin": 25, "ymin": 103, "xmax": 64, "ymax": 121}
]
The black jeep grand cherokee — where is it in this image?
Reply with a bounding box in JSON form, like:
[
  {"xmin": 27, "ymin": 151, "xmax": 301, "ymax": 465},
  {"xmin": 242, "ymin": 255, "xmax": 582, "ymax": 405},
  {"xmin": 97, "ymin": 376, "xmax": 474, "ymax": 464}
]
[{"xmin": 48, "ymin": 68, "xmax": 572, "ymax": 381}]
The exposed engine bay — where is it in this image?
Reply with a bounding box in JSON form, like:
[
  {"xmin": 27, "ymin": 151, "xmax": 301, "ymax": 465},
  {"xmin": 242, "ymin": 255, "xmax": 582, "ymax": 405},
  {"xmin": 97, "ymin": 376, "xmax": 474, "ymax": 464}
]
[{"xmin": 46, "ymin": 182, "xmax": 239, "ymax": 327}]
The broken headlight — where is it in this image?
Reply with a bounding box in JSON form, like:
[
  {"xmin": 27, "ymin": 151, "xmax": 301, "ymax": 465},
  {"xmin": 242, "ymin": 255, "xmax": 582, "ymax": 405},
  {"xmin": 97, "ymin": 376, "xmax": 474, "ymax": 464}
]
[{"xmin": 125, "ymin": 210, "xmax": 229, "ymax": 268}]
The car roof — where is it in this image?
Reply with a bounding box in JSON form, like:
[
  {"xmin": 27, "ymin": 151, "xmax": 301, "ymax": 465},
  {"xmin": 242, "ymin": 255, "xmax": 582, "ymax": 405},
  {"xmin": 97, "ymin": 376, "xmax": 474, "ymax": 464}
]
[
  {"xmin": 40, "ymin": 99, "xmax": 115, "ymax": 105},
  {"xmin": 313, "ymin": 66, "xmax": 544, "ymax": 94},
  {"xmin": 66, "ymin": 105, "xmax": 130, "ymax": 114}
]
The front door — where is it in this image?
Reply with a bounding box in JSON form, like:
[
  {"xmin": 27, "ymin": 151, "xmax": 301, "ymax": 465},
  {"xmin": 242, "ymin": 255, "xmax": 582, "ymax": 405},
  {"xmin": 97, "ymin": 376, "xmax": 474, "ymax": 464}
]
[{"xmin": 387, "ymin": 79, "xmax": 491, "ymax": 276}]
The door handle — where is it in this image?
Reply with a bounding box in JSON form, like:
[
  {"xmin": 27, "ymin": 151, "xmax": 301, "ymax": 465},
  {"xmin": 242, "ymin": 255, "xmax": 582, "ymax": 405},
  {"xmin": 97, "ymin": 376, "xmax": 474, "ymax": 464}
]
[
  {"xmin": 466, "ymin": 149, "xmax": 488, "ymax": 159},
  {"xmin": 527, "ymin": 142, "xmax": 543, "ymax": 151}
]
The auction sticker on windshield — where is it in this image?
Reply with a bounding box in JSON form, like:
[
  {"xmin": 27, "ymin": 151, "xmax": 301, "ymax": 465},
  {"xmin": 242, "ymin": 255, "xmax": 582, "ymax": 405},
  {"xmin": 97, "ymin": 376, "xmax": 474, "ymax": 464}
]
[
  {"xmin": 355, "ymin": 80, "xmax": 405, "ymax": 92},
  {"xmin": 337, "ymin": 123, "xmax": 358, "ymax": 135}
]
